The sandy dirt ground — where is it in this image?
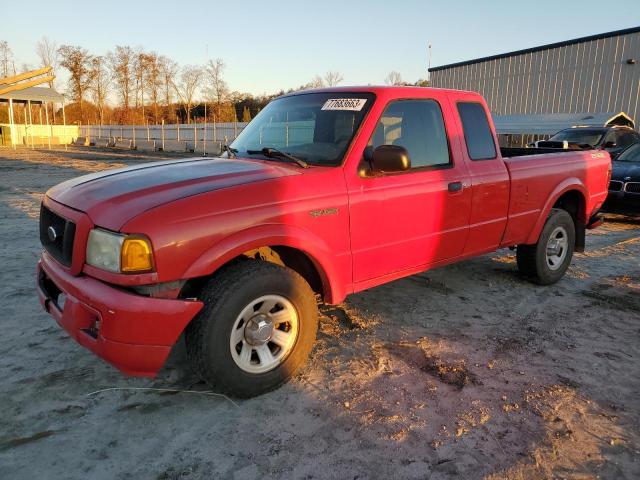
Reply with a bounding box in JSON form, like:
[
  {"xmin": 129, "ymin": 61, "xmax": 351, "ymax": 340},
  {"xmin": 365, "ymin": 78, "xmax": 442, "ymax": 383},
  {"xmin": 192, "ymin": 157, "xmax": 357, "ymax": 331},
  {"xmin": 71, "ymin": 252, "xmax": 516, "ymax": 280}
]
[{"xmin": 0, "ymin": 147, "xmax": 639, "ymax": 480}]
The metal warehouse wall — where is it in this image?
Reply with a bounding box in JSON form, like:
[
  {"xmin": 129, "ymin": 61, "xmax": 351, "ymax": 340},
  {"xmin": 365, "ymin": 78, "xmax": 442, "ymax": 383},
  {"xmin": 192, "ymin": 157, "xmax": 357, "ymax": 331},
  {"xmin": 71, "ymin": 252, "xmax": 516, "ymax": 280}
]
[{"xmin": 430, "ymin": 29, "xmax": 640, "ymax": 123}]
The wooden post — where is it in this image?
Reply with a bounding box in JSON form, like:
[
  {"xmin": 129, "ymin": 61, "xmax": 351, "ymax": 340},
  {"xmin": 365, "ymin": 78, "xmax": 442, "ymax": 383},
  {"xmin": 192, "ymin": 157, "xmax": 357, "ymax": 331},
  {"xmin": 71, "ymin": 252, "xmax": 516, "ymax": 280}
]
[
  {"xmin": 38, "ymin": 104, "xmax": 44, "ymax": 147},
  {"xmin": 3, "ymin": 103, "xmax": 8, "ymax": 147},
  {"xmin": 161, "ymin": 119, "xmax": 165, "ymax": 151},
  {"xmin": 8, "ymin": 98, "xmax": 16, "ymax": 150},
  {"xmin": 28, "ymin": 100, "xmax": 35, "ymax": 149},
  {"xmin": 203, "ymin": 104, "xmax": 207, "ymax": 156},
  {"xmin": 45, "ymin": 101, "xmax": 52, "ymax": 149},
  {"xmin": 62, "ymin": 101, "xmax": 67, "ymax": 151}
]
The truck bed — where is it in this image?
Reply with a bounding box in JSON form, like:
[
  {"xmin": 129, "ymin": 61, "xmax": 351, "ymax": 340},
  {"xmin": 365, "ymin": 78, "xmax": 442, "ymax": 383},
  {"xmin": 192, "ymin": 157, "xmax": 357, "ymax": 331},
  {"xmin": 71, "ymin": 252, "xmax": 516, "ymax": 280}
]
[{"xmin": 499, "ymin": 149, "xmax": 611, "ymax": 247}]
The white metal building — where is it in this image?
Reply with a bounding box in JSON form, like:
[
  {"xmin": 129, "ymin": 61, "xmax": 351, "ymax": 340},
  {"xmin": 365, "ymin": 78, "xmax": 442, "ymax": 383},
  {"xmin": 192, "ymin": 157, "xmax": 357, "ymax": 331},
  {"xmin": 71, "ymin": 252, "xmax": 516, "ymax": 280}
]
[{"xmin": 429, "ymin": 27, "xmax": 640, "ymax": 126}]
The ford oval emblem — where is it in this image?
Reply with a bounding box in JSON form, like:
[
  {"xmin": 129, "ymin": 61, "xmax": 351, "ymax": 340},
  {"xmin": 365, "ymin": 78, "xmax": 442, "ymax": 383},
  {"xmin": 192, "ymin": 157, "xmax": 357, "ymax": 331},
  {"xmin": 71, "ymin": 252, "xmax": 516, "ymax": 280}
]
[{"xmin": 47, "ymin": 226, "xmax": 58, "ymax": 242}]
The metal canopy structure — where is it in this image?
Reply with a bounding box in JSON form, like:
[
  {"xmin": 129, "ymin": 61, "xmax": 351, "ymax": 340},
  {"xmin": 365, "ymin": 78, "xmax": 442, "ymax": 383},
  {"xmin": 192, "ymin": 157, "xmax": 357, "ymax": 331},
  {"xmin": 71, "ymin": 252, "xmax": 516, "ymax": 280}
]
[
  {"xmin": 0, "ymin": 67, "xmax": 69, "ymax": 149},
  {"xmin": 493, "ymin": 112, "xmax": 635, "ymax": 136},
  {"xmin": 0, "ymin": 86, "xmax": 65, "ymax": 104}
]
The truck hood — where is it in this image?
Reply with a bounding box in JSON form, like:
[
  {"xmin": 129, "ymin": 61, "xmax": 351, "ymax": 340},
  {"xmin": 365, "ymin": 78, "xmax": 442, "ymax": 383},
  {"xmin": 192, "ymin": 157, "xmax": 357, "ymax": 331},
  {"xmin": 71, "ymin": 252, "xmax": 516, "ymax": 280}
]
[{"xmin": 47, "ymin": 157, "xmax": 297, "ymax": 230}]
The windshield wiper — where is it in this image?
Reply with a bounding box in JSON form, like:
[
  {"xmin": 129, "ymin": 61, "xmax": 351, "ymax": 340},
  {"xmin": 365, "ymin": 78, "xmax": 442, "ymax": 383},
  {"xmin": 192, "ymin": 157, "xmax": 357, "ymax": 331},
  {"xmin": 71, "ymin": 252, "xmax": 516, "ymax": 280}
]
[
  {"xmin": 222, "ymin": 145, "xmax": 238, "ymax": 158},
  {"xmin": 246, "ymin": 147, "xmax": 309, "ymax": 168}
]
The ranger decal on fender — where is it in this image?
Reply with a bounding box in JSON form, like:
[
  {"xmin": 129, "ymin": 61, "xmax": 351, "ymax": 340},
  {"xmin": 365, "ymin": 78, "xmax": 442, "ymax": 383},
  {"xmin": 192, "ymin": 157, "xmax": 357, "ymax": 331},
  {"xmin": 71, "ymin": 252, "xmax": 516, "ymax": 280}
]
[{"xmin": 309, "ymin": 208, "xmax": 339, "ymax": 217}]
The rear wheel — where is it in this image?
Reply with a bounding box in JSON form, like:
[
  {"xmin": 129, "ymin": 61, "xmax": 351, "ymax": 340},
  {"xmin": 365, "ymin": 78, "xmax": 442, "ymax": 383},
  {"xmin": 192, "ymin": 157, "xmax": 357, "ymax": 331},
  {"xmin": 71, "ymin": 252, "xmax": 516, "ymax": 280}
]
[
  {"xmin": 516, "ymin": 208, "xmax": 575, "ymax": 285},
  {"xmin": 185, "ymin": 260, "xmax": 318, "ymax": 398}
]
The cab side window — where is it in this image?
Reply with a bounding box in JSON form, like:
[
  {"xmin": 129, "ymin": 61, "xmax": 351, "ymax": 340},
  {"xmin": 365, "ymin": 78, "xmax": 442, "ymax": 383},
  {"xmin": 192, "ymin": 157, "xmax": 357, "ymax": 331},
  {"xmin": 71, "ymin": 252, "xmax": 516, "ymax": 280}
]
[
  {"xmin": 368, "ymin": 99, "xmax": 450, "ymax": 169},
  {"xmin": 457, "ymin": 102, "xmax": 497, "ymax": 160}
]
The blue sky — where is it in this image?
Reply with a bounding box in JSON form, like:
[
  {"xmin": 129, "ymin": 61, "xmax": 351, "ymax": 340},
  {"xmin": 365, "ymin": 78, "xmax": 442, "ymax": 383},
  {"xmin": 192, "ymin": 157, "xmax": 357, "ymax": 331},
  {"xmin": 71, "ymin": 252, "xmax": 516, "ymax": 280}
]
[{"xmin": 3, "ymin": 0, "xmax": 639, "ymax": 96}]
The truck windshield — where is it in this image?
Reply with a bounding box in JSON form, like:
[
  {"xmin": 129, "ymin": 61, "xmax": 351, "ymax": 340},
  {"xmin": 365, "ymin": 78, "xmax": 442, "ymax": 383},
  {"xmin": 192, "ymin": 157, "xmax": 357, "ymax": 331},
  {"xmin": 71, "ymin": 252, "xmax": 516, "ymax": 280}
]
[
  {"xmin": 229, "ymin": 92, "xmax": 375, "ymax": 166},
  {"xmin": 548, "ymin": 129, "xmax": 605, "ymax": 147}
]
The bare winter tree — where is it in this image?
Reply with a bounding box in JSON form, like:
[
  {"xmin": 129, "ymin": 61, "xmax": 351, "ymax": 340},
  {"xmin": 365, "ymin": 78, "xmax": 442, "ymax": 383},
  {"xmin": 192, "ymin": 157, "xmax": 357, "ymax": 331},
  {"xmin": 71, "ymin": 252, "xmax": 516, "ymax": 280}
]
[
  {"xmin": 0, "ymin": 41, "xmax": 13, "ymax": 77},
  {"xmin": 159, "ymin": 55, "xmax": 178, "ymax": 121},
  {"xmin": 19, "ymin": 63, "xmax": 35, "ymax": 74},
  {"xmin": 205, "ymin": 58, "xmax": 228, "ymax": 121},
  {"xmin": 385, "ymin": 71, "xmax": 404, "ymax": 86},
  {"xmin": 144, "ymin": 52, "xmax": 162, "ymax": 123},
  {"xmin": 58, "ymin": 45, "xmax": 93, "ymax": 121},
  {"xmin": 306, "ymin": 75, "xmax": 324, "ymax": 89},
  {"xmin": 324, "ymin": 71, "xmax": 343, "ymax": 87},
  {"xmin": 133, "ymin": 49, "xmax": 151, "ymax": 119},
  {"xmin": 35, "ymin": 36, "xmax": 58, "ymax": 87},
  {"xmin": 108, "ymin": 46, "xmax": 135, "ymax": 118},
  {"xmin": 174, "ymin": 65, "xmax": 203, "ymax": 124},
  {"xmin": 90, "ymin": 56, "xmax": 110, "ymax": 124}
]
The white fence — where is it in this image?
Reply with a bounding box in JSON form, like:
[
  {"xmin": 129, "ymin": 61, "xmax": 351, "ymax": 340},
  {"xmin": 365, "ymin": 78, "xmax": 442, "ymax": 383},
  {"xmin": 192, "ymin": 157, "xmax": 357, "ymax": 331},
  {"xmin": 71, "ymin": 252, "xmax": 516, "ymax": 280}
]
[
  {"xmin": 0, "ymin": 124, "xmax": 79, "ymax": 147},
  {"xmin": 80, "ymin": 122, "xmax": 249, "ymax": 144}
]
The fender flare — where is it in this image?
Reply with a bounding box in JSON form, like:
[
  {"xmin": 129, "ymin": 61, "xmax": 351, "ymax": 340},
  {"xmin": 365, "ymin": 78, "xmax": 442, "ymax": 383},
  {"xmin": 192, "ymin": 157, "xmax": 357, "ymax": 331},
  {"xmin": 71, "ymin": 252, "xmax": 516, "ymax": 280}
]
[
  {"xmin": 181, "ymin": 224, "xmax": 346, "ymax": 304},
  {"xmin": 525, "ymin": 178, "xmax": 588, "ymax": 245}
]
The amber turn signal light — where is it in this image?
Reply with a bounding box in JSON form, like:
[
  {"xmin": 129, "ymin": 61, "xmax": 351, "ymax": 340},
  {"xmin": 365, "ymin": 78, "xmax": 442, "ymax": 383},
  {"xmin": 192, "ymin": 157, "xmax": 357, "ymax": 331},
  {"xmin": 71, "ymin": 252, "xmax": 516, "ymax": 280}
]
[{"xmin": 121, "ymin": 237, "xmax": 154, "ymax": 273}]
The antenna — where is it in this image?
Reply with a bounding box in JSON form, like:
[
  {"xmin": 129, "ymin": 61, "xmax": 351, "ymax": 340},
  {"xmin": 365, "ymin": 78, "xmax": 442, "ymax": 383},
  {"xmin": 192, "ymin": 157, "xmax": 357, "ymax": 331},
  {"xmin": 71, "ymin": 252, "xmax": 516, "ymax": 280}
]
[{"xmin": 427, "ymin": 43, "xmax": 432, "ymax": 83}]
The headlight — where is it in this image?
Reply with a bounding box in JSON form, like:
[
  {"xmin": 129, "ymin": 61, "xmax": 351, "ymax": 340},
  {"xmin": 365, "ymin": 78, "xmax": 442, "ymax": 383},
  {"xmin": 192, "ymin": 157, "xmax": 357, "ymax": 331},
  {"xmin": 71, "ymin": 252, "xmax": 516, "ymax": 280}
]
[{"xmin": 86, "ymin": 229, "xmax": 154, "ymax": 273}]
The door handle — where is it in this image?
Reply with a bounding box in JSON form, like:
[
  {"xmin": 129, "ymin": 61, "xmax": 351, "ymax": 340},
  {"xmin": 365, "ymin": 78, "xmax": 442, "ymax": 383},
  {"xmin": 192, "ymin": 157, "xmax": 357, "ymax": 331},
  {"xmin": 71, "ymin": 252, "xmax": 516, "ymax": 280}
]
[{"xmin": 448, "ymin": 181, "xmax": 463, "ymax": 193}]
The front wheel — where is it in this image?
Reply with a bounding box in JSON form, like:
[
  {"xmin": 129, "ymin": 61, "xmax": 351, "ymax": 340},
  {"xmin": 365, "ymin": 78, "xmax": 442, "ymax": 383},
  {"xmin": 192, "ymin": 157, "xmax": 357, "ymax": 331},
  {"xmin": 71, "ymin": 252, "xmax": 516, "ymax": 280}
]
[
  {"xmin": 185, "ymin": 260, "xmax": 318, "ymax": 398},
  {"xmin": 516, "ymin": 208, "xmax": 575, "ymax": 285}
]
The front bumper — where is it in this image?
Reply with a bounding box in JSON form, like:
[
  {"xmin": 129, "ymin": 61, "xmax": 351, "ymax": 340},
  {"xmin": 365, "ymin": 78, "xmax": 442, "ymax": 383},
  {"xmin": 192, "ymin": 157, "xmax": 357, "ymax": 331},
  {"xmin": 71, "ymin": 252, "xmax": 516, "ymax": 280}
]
[
  {"xmin": 37, "ymin": 252, "xmax": 203, "ymax": 377},
  {"xmin": 603, "ymin": 192, "xmax": 640, "ymax": 215}
]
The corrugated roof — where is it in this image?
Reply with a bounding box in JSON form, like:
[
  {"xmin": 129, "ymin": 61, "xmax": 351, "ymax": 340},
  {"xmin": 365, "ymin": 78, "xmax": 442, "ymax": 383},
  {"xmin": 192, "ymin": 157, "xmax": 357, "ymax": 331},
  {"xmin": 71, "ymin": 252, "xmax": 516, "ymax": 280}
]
[
  {"xmin": 429, "ymin": 26, "xmax": 640, "ymax": 72},
  {"xmin": 493, "ymin": 112, "xmax": 635, "ymax": 135},
  {"xmin": 0, "ymin": 86, "xmax": 64, "ymax": 103}
]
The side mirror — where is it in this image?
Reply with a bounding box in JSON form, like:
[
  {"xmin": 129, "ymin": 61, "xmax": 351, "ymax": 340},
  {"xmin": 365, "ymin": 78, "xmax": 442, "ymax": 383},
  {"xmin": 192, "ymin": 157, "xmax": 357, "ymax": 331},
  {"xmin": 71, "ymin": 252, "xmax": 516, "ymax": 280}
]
[
  {"xmin": 371, "ymin": 145, "xmax": 411, "ymax": 173},
  {"xmin": 603, "ymin": 141, "xmax": 617, "ymax": 148}
]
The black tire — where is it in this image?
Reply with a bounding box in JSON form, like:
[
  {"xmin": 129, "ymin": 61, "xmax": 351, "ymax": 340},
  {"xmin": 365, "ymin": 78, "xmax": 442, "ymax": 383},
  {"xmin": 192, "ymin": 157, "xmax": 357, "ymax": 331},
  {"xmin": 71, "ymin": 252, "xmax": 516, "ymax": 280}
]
[
  {"xmin": 516, "ymin": 208, "xmax": 575, "ymax": 285},
  {"xmin": 185, "ymin": 259, "xmax": 318, "ymax": 398}
]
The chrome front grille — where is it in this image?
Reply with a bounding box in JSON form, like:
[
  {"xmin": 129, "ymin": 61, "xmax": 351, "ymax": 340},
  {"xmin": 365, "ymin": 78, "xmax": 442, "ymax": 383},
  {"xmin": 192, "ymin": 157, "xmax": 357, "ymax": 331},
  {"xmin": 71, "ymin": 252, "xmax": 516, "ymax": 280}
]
[
  {"xmin": 609, "ymin": 180, "xmax": 623, "ymax": 192},
  {"xmin": 624, "ymin": 182, "xmax": 640, "ymax": 194}
]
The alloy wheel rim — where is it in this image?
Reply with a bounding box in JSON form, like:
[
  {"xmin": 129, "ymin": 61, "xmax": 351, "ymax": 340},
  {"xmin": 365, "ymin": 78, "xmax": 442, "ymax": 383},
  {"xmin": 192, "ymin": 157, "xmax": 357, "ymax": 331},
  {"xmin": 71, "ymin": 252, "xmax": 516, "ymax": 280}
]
[
  {"xmin": 229, "ymin": 294, "xmax": 298, "ymax": 374},
  {"xmin": 546, "ymin": 226, "xmax": 569, "ymax": 271}
]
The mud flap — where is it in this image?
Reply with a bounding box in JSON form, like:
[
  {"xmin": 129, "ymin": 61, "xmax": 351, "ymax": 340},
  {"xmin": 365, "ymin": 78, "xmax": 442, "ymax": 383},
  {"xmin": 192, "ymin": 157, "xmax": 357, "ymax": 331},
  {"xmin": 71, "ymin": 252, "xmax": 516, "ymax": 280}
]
[{"xmin": 575, "ymin": 220, "xmax": 586, "ymax": 253}]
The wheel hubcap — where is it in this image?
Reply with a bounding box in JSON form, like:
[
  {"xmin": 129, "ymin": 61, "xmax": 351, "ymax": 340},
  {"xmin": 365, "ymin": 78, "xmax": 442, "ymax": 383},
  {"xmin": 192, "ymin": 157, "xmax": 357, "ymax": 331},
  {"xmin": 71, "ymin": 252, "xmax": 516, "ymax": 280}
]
[
  {"xmin": 546, "ymin": 226, "xmax": 569, "ymax": 271},
  {"xmin": 244, "ymin": 314, "xmax": 274, "ymax": 346},
  {"xmin": 229, "ymin": 295, "xmax": 298, "ymax": 374}
]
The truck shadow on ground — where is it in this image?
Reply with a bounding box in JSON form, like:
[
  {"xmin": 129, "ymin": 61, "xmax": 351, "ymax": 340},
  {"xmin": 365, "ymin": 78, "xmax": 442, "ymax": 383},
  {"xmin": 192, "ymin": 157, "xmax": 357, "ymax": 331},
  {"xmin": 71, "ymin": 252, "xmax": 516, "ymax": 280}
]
[{"xmin": 149, "ymin": 302, "xmax": 633, "ymax": 479}]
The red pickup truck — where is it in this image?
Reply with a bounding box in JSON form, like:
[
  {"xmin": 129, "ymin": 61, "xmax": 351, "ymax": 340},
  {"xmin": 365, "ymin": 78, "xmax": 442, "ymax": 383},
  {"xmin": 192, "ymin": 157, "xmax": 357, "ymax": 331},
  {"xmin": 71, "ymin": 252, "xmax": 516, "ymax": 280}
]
[{"xmin": 37, "ymin": 87, "xmax": 610, "ymax": 397}]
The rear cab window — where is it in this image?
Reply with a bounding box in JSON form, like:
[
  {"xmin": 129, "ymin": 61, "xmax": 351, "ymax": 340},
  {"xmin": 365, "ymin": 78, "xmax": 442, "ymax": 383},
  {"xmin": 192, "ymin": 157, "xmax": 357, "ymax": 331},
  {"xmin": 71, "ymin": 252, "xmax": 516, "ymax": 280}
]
[{"xmin": 457, "ymin": 102, "xmax": 497, "ymax": 160}]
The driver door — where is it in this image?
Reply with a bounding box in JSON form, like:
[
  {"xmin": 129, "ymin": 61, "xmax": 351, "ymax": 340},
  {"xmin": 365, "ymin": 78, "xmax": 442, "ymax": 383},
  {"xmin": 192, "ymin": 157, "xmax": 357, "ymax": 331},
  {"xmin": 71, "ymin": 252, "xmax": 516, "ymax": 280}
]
[{"xmin": 347, "ymin": 97, "xmax": 472, "ymax": 284}]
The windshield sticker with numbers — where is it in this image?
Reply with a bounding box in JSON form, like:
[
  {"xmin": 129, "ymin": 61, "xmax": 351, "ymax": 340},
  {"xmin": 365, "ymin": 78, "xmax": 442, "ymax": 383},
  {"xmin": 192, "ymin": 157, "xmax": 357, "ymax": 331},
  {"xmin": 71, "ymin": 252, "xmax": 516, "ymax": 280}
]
[{"xmin": 321, "ymin": 98, "xmax": 367, "ymax": 111}]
